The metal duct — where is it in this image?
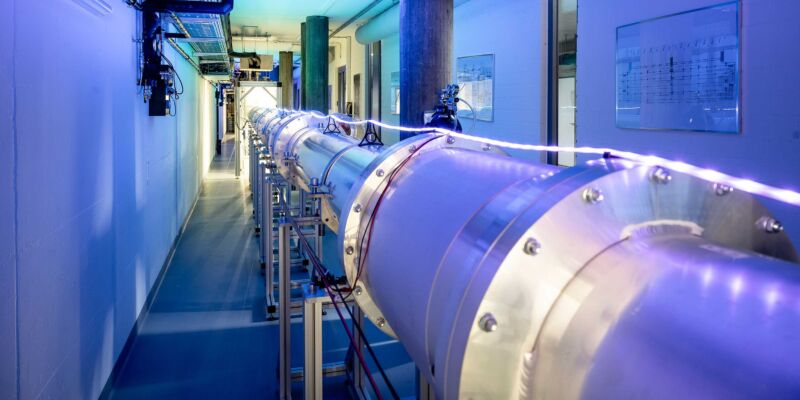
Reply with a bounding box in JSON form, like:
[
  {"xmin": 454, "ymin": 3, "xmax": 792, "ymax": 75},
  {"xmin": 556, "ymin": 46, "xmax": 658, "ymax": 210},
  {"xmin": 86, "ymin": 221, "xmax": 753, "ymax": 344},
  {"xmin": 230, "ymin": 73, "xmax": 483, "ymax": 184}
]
[
  {"xmin": 250, "ymin": 108, "xmax": 800, "ymax": 399},
  {"xmin": 355, "ymin": 0, "xmax": 473, "ymax": 44}
]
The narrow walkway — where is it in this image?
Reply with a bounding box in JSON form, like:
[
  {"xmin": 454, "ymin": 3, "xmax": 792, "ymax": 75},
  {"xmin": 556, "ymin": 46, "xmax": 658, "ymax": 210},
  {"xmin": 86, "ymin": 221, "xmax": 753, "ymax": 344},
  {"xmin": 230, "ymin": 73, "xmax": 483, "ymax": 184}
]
[{"xmin": 106, "ymin": 140, "xmax": 276, "ymax": 399}]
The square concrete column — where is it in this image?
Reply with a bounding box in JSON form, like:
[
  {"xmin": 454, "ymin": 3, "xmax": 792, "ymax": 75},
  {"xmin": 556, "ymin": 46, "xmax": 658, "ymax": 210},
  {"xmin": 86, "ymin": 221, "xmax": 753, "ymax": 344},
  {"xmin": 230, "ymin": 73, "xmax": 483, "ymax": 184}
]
[
  {"xmin": 279, "ymin": 51, "xmax": 294, "ymax": 109},
  {"xmin": 304, "ymin": 16, "xmax": 330, "ymax": 114}
]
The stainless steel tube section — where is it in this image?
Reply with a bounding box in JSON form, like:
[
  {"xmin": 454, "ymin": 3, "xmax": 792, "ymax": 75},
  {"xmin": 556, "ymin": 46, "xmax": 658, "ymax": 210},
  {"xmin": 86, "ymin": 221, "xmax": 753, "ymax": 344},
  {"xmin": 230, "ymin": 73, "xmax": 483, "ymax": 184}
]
[
  {"xmin": 533, "ymin": 233, "xmax": 800, "ymax": 399},
  {"xmin": 249, "ymin": 108, "xmax": 800, "ymax": 399},
  {"xmin": 362, "ymin": 147, "xmax": 560, "ymax": 378}
]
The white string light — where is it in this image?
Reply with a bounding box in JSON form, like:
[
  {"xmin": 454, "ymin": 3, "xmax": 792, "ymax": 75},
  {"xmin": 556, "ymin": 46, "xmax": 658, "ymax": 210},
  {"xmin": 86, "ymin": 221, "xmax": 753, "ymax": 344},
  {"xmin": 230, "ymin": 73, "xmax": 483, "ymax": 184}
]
[{"xmin": 268, "ymin": 108, "xmax": 800, "ymax": 208}]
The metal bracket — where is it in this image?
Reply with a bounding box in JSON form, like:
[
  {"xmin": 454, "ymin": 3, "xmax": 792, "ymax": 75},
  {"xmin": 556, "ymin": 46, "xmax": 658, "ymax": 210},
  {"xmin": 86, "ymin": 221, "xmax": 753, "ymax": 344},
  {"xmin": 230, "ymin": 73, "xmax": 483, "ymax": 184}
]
[
  {"xmin": 359, "ymin": 122, "xmax": 383, "ymax": 147},
  {"xmin": 323, "ymin": 117, "xmax": 342, "ymax": 135}
]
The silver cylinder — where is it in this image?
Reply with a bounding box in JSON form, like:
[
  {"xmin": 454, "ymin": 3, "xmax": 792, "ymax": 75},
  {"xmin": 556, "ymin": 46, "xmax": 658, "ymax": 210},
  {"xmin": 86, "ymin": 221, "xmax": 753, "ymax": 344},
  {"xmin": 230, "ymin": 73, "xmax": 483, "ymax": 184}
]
[{"xmin": 249, "ymin": 108, "xmax": 800, "ymax": 399}]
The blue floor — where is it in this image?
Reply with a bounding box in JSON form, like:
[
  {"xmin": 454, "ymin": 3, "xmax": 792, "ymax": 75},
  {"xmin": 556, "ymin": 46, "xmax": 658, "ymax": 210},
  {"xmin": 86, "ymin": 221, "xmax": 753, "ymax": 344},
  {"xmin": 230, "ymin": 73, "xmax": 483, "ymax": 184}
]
[{"xmin": 104, "ymin": 139, "xmax": 415, "ymax": 399}]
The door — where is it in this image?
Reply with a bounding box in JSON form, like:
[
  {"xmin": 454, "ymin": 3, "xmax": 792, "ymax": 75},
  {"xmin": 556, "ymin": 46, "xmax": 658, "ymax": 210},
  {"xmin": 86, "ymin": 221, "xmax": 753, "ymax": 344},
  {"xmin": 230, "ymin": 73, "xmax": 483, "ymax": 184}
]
[{"xmin": 337, "ymin": 66, "xmax": 347, "ymax": 114}]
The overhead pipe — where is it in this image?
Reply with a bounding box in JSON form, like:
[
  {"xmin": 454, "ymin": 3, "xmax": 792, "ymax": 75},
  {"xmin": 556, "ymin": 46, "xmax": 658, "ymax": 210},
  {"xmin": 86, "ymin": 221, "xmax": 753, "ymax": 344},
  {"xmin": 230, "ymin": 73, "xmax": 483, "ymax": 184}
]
[
  {"xmin": 250, "ymin": 107, "xmax": 800, "ymax": 399},
  {"xmin": 355, "ymin": 0, "xmax": 472, "ymax": 44},
  {"xmin": 140, "ymin": 0, "xmax": 234, "ymax": 14}
]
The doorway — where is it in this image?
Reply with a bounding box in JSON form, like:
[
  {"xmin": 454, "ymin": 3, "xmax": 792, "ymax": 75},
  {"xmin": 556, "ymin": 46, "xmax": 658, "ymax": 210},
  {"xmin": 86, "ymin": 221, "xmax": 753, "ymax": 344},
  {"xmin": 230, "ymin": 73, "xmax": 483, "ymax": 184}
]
[{"xmin": 337, "ymin": 66, "xmax": 347, "ymax": 114}]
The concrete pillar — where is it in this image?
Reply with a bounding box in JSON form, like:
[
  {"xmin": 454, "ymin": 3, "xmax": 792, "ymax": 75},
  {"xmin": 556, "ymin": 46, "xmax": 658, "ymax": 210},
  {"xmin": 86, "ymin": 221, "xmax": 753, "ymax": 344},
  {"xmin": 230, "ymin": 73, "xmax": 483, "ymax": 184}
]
[
  {"xmin": 305, "ymin": 16, "xmax": 330, "ymax": 114},
  {"xmin": 279, "ymin": 51, "xmax": 294, "ymax": 109},
  {"xmin": 301, "ymin": 22, "xmax": 307, "ymax": 110},
  {"xmin": 399, "ymin": 0, "xmax": 453, "ymax": 138}
]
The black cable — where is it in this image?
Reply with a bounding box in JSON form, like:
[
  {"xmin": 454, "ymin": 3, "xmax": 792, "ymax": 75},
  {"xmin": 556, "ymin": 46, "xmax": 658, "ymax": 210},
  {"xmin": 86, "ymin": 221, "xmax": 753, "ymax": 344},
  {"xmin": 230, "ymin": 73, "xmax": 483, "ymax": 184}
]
[{"xmin": 286, "ymin": 206, "xmax": 400, "ymax": 400}]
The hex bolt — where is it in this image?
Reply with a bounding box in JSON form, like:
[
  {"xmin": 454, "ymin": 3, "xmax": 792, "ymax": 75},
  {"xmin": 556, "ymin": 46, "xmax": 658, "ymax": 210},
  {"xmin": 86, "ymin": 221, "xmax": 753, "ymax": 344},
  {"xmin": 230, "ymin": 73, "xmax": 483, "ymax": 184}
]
[
  {"xmin": 650, "ymin": 167, "xmax": 672, "ymax": 184},
  {"xmin": 345, "ymin": 246, "xmax": 355, "ymax": 255},
  {"xmin": 714, "ymin": 183, "xmax": 734, "ymax": 196},
  {"xmin": 523, "ymin": 238, "xmax": 542, "ymax": 255},
  {"xmin": 376, "ymin": 317, "xmax": 386, "ymax": 328},
  {"xmin": 582, "ymin": 187, "xmax": 605, "ymax": 204},
  {"xmin": 478, "ymin": 313, "xmax": 498, "ymax": 332},
  {"xmin": 353, "ymin": 204, "xmax": 362, "ymax": 213},
  {"xmin": 376, "ymin": 169, "xmax": 385, "ymax": 177},
  {"xmin": 757, "ymin": 217, "xmax": 784, "ymax": 234},
  {"xmin": 354, "ymin": 286, "xmax": 363, "ymax": 296},
  {"xmin": 446, "ymin": 136, "xmax": 456, "ymax": 145}
]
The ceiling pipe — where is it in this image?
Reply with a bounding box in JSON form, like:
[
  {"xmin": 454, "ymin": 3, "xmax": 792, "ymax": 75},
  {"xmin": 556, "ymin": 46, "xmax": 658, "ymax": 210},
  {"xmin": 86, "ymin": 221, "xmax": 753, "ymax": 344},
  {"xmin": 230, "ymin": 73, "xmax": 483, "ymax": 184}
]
[
  {"xmin": 140, "ymin": 0, "xmax": 234, "ymax": 14},
  {"xmin": 329, "ymin": 0, "xmax": 390, "ymax": 38},
  {"xmin": 355, "ymin": 0, "xmax": 472, "ymax": 44}
]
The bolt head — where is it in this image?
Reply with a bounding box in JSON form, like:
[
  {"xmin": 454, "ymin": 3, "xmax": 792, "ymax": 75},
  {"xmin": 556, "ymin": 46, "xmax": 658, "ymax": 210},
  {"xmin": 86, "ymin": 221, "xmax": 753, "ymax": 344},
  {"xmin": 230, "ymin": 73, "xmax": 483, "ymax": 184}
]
[
  {"xmin": 758, "ymin": 217, "xmax": 784, "ymax": 234},
  {"xmin": 376, "ymin": 169, "xmax": 385, "ymax": 177},
  {"xmin": 354, "ymin": 286, "xmax": 363, "ymax": 296},
  {"xmin": 482, "ymin": 144, "xmax": 492, "ymax": 152},
  {"xmin": 650, "ymin": 167, "xmax": 672, "ymax": 184},
  {"xmin": 478, "ymin": 313, "xmax": 498, "ymax": 332},
  {"xmin": 353, "ymin": 204, "xmax": 362, "ymax": 213},
  {"xmin": 409, "ymin": 145, "xmax": 417, "ymax": 153},
  {"xmin": 446, "ymin": 136, "xmax": 456, "ymax": 145},
  {"xmin": 582, "ymin": 187, "xmax": 605, "ymax": 204},
  {"xmin": 345, "ymin": 246, "xmax": 355, "ymax": 255},
  {"xmin": 714, "ymin": 183, "xmax": 734, "ymax": 196},
  {"xmin": 523, "ymin": 238, "xmax": 542, "ymax": 255},
  {"xmin": 376, "ymin": 317, "xmax": 386, "ymax": 327}
]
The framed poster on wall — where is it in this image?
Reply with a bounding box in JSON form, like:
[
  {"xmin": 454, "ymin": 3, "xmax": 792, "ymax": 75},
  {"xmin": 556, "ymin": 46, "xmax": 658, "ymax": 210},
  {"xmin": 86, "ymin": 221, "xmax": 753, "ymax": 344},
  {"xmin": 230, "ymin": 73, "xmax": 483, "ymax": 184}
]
[
  {"xmin": 456, "ymin": 54, "xmax": 495, "ymax": 122},
  {"xmin": 615, "ymin": 1, "xmax": 740, "ymax": 133}
]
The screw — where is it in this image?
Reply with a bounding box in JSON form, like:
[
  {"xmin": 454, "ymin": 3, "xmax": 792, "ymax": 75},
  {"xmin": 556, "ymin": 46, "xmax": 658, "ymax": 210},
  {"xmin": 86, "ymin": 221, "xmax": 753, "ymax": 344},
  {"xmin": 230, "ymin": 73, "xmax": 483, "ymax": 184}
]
[
  {"xmin": 523, "ymin": 238, "xmax": 542, "ymax": 255},
  {"xmin": 714, "ymin": 183, "xmax": 733, "ymax": 196},
  {"xmin": 376, "ymin": 317, "xmax": 386, "ymax": 327},
  {"xmin": 650, "ymin": 167, "xmax": 672, "ymax": 184},
  {"xmin": 354, "ymin": 286, "xmax": 363, "ymax": 296},
  {"xmin": 478, "ymin": 313, "xmax": 498, "ymax": 332},
  {"xmin": 446, "ymin": 136, "xmax": 456, "ymax": 145},
  {"xmin": 346, "ymin": 246, "xmax": 355, "ymax": 255},
  {"xmin": 582, "ymin": 187, "xmax": 605, "ymax": 204},
  {"xmin": 376, "ymin": 169, "xmax": 385, "ymax": 177},
  {"xmin": 757, "ymin": 217, "xmax": 784, "ymax": 234},
  {"xmin": 353, "ymin": 204, "xmax": 362, "ymax": 213}
]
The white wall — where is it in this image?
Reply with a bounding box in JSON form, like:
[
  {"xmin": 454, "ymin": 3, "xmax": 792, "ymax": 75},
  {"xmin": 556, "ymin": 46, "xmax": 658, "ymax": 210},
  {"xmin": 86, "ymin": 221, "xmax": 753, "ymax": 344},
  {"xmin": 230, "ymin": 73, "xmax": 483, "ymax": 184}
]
[
  {"xmin": 381, "ymin": 34, "xmax": 401, "ymax": 144},
  {"xmin": 328, "ymin": 28, "xmax": 366, "ymax": 118},
  {"xmin": 577, "ymin": 0, "xmax": 800, "ymax": 245},
  {"xmin": 453, "ymin": 0, "xmax": 545, "ymax": 161},
  {"xmin": 0, "ymin": 1, "xmax": 216, "ymax": 398}
]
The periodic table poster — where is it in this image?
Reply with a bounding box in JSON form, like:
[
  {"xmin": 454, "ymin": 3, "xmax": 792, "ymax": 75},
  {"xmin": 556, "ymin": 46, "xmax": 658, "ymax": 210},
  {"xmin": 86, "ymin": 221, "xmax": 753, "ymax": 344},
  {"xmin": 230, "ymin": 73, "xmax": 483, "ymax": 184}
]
[{"xmin": 616, "ymin": 2, "xmax": 740, "ymax": 133}]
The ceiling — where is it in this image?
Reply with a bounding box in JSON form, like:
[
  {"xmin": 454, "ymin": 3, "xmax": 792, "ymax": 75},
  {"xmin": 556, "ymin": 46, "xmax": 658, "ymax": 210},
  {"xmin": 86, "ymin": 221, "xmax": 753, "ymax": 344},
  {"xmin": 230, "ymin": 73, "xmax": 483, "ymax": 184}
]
[{"xmin": 229, "ymin": 0, "xmax": 395, "ymax": 55}]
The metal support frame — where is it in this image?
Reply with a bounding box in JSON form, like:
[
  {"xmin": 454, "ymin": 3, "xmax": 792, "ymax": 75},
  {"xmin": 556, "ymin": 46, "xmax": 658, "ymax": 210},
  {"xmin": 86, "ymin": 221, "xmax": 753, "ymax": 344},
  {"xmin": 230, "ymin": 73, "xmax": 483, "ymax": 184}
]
[
  {"xmin": 263, "ymin": 178, "xmax": 276, "ymax": 310},
  {"xmin": 303, "ymin": 284, "xmax": 329, "ymax": 400},
  {"xmin": 279, "ymin": 222, "xmax": 292, "ymax": 400}
]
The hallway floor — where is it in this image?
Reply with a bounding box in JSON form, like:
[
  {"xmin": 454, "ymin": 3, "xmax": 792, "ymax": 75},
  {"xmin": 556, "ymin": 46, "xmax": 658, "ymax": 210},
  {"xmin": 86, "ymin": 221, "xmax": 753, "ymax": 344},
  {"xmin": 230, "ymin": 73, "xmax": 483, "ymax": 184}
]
[{"xmin": 103, "ymin": 138, "xmax": 414, "ymax": 399}]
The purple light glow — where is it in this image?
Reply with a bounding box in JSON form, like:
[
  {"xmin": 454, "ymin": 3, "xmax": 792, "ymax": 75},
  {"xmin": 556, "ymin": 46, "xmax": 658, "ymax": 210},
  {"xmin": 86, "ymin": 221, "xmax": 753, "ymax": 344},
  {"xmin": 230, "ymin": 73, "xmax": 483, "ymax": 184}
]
[{"xmin": 276, "ymin": 109, "xmax": 800, "ymax": 208}]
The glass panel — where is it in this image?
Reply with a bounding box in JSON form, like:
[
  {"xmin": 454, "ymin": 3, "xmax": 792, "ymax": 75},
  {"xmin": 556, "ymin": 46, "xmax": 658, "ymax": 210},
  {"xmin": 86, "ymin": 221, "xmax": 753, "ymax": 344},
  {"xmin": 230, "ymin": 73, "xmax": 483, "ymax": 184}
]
[{"xmin": 557, "ymin": 0, "xmax": 577, "ymax": 166}]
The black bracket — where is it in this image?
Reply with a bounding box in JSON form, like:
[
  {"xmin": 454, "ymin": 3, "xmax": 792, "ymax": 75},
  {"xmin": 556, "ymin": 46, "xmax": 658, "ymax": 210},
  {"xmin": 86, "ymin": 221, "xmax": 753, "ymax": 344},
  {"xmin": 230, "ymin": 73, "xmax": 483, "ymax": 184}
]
[
  {"xmin": 323, "ymin": 117, "xmax": 342, "ymax": 135},
  {"xmin": 359, "ymin": 122, "xmax": 383, "ymax": 147}
]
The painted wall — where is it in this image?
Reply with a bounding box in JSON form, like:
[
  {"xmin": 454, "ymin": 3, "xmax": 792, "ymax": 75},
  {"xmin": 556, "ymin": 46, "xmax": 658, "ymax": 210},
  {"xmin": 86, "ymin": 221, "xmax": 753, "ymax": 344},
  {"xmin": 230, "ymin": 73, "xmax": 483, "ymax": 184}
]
[
  {"xmin": 328, "ymin": 28, "xmax": 366, "ymax": 119},
  {"xmin": 376, "ymin": 0, "xmax": 546, "ymax": 153},
  {"xmin": 380, "ymin": 34, "xmax": 402, "ymax": 144},
  {"xmin": 453, "ymin": 0, "xmax": 545, "ymax": 161},
  {"xmin": 577, "ymin": 0, "xmax": 800, "ymax": 245},
  {"xmin": 0, "ymin": 1, "xmax": 216, "ymax": 399}
]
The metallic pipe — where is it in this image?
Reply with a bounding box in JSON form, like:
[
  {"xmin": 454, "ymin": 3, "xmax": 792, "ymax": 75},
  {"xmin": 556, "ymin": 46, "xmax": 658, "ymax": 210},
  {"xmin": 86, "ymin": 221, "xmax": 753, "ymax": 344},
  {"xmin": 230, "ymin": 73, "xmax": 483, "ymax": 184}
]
[
  {"xmin": 249, "ymin": 108, "xmax": 800, "ymax": 399},
  {"xmin": 140, "ymin": 0, "xmax": 234, "ymax": 14}
]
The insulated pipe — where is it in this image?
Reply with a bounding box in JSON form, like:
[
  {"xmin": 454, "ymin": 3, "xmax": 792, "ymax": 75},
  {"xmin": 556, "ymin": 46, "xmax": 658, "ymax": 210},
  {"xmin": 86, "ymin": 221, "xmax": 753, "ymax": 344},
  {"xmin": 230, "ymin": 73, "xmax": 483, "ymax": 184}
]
[
  {"xmin": 140, "ymin": 0, "xmax": 234, "ymax": 14},
  {"xmin": 249, "ymin": 108, "xmax": 800, "ymax": 399}
]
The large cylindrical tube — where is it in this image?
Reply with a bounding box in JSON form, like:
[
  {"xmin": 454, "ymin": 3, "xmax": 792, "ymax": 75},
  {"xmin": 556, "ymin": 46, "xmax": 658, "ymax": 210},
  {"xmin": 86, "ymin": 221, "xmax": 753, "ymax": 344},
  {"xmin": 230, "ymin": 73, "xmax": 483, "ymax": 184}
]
[{"xmin": 249, "ymin": 108, "xmax": 800, "ymax": 399}]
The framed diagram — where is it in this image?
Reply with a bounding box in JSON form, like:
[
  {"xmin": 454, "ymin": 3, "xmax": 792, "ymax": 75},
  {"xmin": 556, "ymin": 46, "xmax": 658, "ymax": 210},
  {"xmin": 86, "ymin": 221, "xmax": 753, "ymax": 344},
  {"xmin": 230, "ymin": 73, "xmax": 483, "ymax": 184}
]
[
  {"xmin": 615, "ymin": 2, "xmax": 740, "ymax": 133},
  {"xmin": 456, "ymin": 54, "xmax": 495, "ymax": 122}
]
